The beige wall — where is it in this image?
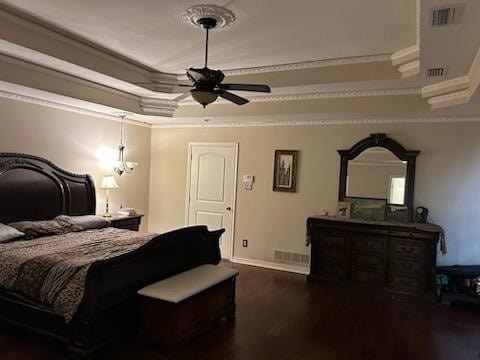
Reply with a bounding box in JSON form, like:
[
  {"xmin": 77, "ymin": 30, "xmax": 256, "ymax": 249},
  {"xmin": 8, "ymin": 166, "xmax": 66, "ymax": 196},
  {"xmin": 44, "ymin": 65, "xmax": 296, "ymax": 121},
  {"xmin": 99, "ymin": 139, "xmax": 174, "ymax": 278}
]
[
  {"xmin": 149, "ymin": 122, "xmax": 480, "ymax": 266},
  {"xmin": 0, "ymin": 98, "xmax": 151, "ymax": 230},
  {"xmin": 2, "ymin": 95, "xmax": 479, "ymax": 267}
]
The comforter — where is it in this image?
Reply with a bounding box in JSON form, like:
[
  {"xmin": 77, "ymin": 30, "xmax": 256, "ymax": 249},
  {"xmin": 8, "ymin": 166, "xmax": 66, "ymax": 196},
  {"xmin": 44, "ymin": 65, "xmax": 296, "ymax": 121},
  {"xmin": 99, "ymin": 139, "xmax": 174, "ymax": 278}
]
[{"xmin": 0, "ymin": 227, "xmax": 156, "ymax": 322}]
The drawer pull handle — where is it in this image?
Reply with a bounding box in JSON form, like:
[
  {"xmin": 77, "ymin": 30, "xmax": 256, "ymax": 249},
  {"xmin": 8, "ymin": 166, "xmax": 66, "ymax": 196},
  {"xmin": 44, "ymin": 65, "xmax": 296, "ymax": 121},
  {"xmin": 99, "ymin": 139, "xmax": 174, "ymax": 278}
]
[{"xmin": 400, "ymin": 246, "xmax": 414, "ymax": 253}]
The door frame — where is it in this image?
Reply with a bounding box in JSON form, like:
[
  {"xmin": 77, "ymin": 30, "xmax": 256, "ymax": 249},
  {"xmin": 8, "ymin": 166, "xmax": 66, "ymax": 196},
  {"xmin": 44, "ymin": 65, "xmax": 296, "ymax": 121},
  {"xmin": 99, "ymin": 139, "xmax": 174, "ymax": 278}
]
[{"xmin": 185, "ymin": 142, "xmax": 239, "ymax": 260}]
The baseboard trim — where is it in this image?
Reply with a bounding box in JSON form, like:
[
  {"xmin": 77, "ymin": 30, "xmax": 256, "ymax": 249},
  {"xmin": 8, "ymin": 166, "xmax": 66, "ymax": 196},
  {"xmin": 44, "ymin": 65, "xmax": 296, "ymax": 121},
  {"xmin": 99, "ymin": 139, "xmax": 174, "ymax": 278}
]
[{"xmin": 231, "ymin": 256, "xmax": 309, "ymax": 275}]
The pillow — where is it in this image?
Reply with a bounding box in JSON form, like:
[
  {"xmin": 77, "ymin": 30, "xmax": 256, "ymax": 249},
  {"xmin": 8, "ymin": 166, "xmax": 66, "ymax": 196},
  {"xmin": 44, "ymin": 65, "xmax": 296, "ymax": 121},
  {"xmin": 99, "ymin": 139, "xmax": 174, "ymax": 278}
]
[
  {"xmin": 9, "ymin": 217, "xmax": 83, "ymax": 240},
  {"xmin": 0, "ymin": 223, "xmax": 25, "ymax": 243},
  {"xmin": 55, "ymin": 215, "xmax": 110, "ymax": 231}
]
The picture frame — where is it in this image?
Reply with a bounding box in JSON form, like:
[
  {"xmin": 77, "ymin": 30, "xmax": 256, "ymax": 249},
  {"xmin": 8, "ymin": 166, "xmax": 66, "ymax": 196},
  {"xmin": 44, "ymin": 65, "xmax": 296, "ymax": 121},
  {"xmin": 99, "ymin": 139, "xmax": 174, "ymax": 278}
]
[
  {"xmin": 273, "ymin": 150, "xmax": 298, "ymax": 192},
  {"xmin": 336, "ymin": 201, "xmax": 351, "ymax": 219},
  {"xmin": 343, "ymin": 196, "xmax": 387, "ymax": 221}
]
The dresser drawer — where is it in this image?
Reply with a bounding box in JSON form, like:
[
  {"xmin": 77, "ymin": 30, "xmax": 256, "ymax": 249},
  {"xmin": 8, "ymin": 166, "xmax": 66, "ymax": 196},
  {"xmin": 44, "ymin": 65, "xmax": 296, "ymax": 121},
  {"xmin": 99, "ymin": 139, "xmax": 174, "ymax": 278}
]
[
  {"xmin": 390, "ymin": 230, "xmax": 432, "ymax": 240},
  {"xmin": 391, "ymin": 238, "xmax": 427, "ymax": 258},
  {"xmin": 354, "ymin": 237, "xmax": 386, "ymax": 253},
  {"xmin": 389, "ymin": 274, "xmax": 424, "ymax": 292},
  {"xmin": 319, "ymin": 235, "xmax": 349, "ymax": 249},
  {"xmin": 319, "ymin": 248, "xmax": 348, "ymax": 263},
  {"xmin": 390, "ymin": 257, "xmax": 424, "ymax": 275},
  {"xmin": 317, "ymin": 262, "xmax": 348, "ymax": 279},
  {"xmin": 352, "ymin": 267, "xmax": 386, "ymax": 286},
  {"xmin": 353, "ymin": 253, "xmax": 385, "ymax": 269}
]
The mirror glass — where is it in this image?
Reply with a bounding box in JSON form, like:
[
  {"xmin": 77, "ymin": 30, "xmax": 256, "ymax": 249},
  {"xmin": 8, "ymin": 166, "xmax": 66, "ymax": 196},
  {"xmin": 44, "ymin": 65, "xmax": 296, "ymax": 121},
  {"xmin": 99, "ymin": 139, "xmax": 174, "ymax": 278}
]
[{"xmin": 346, "ymin": 147, "xmax": 406, "ymax": 205}]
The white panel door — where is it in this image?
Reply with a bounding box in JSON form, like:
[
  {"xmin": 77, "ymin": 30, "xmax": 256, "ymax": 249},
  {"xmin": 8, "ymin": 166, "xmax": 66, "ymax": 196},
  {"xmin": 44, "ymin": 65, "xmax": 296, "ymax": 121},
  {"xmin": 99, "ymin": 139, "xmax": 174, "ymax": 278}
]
[{"xmin": 186, "ymin": 143, "xmax": 237, "ymax": 259}]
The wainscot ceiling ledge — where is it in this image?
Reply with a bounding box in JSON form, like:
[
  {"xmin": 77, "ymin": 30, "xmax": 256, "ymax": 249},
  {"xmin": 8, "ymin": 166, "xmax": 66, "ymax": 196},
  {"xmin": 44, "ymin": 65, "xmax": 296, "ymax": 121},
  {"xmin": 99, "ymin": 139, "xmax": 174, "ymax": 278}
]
[
  {"xmin": 0, "ymin": 4, "xmax": 157, "ymax": 86},
  {"xmin": 0, "ymin": 54, "xmax": 143, "ymax": 114},
  {"xmin": 422, "ymin": 48, "xmax": 480, "ymax": 109}
]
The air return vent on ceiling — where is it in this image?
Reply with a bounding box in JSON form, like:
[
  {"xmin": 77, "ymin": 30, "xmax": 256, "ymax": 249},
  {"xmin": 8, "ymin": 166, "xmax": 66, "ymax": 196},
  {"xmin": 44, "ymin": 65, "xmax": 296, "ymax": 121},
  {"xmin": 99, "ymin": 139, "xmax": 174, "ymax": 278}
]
[
  {"xmin": 273, "ymin": 250, "xmax": 310, "ymax": 267},
  {"xmin": 430, "ymin": 4, "xmax": 464, "ymax": 26},
  {"xmin": 426, "ymin": 67, "xmax": 446, "ymax": 77}
]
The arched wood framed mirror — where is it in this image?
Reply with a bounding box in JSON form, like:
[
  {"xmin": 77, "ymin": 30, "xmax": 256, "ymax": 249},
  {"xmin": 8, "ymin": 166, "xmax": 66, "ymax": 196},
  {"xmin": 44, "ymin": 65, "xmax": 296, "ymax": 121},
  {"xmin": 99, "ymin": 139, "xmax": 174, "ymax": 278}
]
[{"xmin": 338, "ymin": 134, "xmax": 420, "ymax": 222}]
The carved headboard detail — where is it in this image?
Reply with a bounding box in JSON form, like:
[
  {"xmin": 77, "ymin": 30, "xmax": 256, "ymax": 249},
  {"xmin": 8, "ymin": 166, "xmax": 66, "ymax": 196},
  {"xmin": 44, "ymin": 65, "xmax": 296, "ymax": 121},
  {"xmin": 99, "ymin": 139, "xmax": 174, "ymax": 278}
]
[{"xmin": 0, "ymin": 153, "xmax": 96, "ymax": 223}]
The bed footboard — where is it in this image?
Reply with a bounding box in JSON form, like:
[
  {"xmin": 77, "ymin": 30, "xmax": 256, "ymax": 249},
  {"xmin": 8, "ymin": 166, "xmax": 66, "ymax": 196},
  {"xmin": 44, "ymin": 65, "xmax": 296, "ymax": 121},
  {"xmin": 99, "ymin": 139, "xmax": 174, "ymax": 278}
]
[{"xmin": 0, "ymin": 225, "xmax": 223, "ymax": 359}]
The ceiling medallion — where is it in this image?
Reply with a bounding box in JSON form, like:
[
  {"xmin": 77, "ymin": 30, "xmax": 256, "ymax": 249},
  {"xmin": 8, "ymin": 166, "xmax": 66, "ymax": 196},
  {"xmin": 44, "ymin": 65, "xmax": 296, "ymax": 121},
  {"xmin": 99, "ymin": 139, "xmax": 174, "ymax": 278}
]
[{"xmin": 182, "ymin": 4, "xmax": 236, "ymax": 29}]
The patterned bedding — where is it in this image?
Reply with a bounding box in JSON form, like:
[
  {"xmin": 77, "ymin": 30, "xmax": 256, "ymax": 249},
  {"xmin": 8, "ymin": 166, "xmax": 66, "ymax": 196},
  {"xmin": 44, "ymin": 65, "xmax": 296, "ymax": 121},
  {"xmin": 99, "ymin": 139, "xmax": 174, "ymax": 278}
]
[{"xmin": 0, "ymin": 228, "xmax": 156, "ymax": 322}]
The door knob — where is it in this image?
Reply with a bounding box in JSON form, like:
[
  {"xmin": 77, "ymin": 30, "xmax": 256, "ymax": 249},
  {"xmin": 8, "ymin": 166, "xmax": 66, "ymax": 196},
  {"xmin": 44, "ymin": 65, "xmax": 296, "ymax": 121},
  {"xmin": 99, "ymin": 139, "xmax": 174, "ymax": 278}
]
[{"xmin": 226, "ymin": 207, "xmax": 232, "ymax": 211}]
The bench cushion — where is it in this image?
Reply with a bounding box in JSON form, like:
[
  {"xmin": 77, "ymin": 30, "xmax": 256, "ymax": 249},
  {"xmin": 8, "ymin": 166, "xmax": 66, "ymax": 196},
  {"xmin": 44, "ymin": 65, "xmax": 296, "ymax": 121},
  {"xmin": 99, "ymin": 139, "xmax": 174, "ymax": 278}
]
[{"xmin": 138, "ymin": 264, "xmax": 239, "ymax": 303}]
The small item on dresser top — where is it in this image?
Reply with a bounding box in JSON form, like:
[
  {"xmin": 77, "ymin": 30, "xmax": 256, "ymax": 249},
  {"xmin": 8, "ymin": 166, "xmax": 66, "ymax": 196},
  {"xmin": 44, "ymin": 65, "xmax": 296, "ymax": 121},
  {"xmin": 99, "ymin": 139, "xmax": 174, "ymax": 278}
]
[
  {"xmin": 336, "ymin": 202, "xmax": 351, "ymax": 219},
  {"xmin": 117, "ymin": 207, "xmax": 137, "ymax": 217},
  {"xmin": 415, "ymin": 206, "xmax": 429, "ymax": 223}
]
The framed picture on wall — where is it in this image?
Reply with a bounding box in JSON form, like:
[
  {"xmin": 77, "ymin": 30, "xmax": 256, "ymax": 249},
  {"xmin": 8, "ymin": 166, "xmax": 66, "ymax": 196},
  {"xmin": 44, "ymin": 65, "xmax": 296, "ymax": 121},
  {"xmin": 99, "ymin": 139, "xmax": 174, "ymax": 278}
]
[{"xmin": 273, "ymin": 150, "xmax": 298, "ymax": 192}]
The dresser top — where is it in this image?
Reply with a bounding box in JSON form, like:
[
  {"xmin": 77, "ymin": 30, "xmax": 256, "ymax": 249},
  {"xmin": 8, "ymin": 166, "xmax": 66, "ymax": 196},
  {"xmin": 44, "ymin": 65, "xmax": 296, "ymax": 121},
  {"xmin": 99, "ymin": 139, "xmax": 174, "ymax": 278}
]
[{"xmin": 308, "ymin": 215, "xmax": 443, "ymax": 234}]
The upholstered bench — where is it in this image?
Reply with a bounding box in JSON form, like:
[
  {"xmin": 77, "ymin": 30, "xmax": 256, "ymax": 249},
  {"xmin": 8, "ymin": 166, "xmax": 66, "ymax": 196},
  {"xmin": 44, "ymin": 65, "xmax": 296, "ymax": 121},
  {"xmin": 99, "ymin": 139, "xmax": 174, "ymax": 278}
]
[{"xmin": 137, "ymin": 264, "xmax": 239, "ymax": 349}]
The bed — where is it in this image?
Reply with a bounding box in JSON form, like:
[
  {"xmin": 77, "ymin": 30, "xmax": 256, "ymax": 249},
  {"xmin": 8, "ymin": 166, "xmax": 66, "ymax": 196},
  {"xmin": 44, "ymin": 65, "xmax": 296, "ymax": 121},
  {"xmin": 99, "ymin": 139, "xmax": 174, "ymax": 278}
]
[{"xmin": 0, "ymin": 153, "xmax": 223, "ymax": 358}]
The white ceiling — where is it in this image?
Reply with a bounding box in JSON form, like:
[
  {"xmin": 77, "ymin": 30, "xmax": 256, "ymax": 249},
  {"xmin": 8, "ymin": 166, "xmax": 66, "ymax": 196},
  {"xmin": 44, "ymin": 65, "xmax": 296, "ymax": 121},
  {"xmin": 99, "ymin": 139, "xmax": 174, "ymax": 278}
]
[{"xmin": 2, "ymin": 0, "xmax": 417, "ymax": 73}]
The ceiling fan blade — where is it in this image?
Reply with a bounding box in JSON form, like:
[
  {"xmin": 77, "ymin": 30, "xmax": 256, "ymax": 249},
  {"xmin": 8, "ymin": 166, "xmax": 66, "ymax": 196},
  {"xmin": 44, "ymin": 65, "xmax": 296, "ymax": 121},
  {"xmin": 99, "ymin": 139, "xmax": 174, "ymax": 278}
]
[
  {"xmin": 217, "ymin": 90, "xmax": 249, "ymax": 105},
  {"xmin": 174, "ymin": 91, "xmax": 191, "ymax": 101},
  {"xmin": 218, "ymin": 84, "xmax": 271, "ymax": 92},
  {"xmin": 187, "ymin": 68, "xmax": 208, "ymax": 83},
  {"xmin": 134, "ymin": 82, "xmax": 193, "ymax": 87}
]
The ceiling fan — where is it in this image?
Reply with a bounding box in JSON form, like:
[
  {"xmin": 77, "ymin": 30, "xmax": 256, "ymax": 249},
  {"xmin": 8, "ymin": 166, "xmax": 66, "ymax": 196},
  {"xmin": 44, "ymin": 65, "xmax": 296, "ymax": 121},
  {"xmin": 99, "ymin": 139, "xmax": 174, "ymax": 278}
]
[{"xmin": 138, "ymin": 17, "xmax": 271, "ymax": 107}]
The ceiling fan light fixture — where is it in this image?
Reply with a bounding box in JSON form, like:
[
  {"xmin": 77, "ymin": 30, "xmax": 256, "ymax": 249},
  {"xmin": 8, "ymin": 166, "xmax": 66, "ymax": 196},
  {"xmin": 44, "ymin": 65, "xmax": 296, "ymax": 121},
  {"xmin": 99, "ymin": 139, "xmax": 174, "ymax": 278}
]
[{"xmin": 191, "ymin": 89, "xmax": 218, "ymax": 107}]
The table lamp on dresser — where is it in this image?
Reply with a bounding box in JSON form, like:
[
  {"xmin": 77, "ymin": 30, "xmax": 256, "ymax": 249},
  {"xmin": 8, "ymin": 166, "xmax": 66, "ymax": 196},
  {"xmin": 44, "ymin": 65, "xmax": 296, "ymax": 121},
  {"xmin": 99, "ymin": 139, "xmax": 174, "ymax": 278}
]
[{"xmin": 100, "ymin": 175, "xmax": 119, "ymax": 217}]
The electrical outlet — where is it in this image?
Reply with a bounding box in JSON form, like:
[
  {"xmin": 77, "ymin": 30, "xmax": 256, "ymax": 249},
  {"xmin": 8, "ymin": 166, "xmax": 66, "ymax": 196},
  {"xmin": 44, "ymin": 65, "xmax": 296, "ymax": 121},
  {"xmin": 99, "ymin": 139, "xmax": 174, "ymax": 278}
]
[{"xmin": 242, "ymin": 239, "xmax": 248, "ymax": 247}]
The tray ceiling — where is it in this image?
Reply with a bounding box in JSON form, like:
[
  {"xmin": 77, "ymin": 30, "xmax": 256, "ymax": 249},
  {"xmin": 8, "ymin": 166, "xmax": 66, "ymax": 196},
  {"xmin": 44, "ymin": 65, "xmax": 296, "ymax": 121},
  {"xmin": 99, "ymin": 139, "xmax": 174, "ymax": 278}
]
[
  {"xmin": 0, "ymin": 0, "xmax": 479, "ymax": 126},
  {"xmin": 2, "ymin": 0, "xmax": 417, "ymax": 73}
]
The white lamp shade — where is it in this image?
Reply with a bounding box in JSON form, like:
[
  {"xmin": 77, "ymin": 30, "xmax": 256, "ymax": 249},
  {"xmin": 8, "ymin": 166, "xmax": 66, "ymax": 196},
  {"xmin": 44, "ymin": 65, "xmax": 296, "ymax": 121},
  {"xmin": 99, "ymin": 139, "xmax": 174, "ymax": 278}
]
[{"xmin": 100, "ymin": 175, "xmax": 119, "ymax": 189}]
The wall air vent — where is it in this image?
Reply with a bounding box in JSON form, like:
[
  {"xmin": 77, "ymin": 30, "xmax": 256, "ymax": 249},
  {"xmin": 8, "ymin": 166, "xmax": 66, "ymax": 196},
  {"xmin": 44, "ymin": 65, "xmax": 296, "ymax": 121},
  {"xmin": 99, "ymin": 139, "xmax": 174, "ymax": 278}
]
[
  {"xmin": 426, "ymin": 67, "xmax": 446, "ymax": 77},
  {"xmin": 273, "ymin": 250, "xmax": 310, "ymax": 267},
  {"xmin": 430, "ymin": 4, "xmax": 464, "ymax": 27}
]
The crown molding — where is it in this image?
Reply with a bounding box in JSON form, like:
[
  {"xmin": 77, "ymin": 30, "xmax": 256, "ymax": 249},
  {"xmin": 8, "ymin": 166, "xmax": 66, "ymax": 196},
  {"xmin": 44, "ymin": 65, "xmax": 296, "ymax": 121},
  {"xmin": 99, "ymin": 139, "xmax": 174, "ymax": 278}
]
[
  {"xmin": 1, "ymin": 84, "xmax": 478, "ymax": 128},
  {"xmin": 140, "ymin": 98, "xmax": 178, "ymax": 117},
  {"xmin": 152, "ymin": 115, "xmax": 480, "ymax": 128},
  {"xmin": 0, "ymin": 89, "xmax": 151, "ymax": 128},
  {"xmin": 427, "ymin": 90, "xmax": 471, "ymax": 110},
  {"xmin": 174, "ymin": 55, "xmax": 392, "ymax": 79},
  {"xmin": 179, "ymin": 88, "xmax": 421, "ymax": 106},
  {"xmin": 391, "ymin": 45, "xmax": 420, "ymax": 67},
  {"xmin": 422, "ymin": 48, "xmax": 480, "ymax": 110},
  {"xmin": 398, "ymin": 60, "xmax": 420, "ymax": 78},
  {"xmin": 422, "ymin": 76, "xmax": 470, "ymax": 98}
]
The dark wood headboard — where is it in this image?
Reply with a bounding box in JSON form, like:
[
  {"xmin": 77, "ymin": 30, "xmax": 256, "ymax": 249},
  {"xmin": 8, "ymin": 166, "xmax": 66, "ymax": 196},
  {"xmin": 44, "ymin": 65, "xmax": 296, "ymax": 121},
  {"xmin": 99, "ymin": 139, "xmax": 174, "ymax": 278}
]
[{"xmin": 0, "ymin": 153, "xmax": 96, "ymax": 223}]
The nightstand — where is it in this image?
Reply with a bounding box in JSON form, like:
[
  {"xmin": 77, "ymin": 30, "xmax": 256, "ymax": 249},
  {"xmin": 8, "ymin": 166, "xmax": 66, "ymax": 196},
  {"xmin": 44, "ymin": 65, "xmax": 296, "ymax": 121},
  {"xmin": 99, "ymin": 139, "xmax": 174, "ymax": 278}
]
[{"xmin": 110, "ymin": 214, "xmax": 144, "ymax": 231}]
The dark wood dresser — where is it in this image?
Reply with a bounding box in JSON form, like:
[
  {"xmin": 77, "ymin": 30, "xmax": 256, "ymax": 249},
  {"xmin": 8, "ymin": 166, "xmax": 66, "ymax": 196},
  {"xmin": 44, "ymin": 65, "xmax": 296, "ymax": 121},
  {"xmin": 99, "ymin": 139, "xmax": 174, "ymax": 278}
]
[{"xmin": 307, "ymin": 216, "xmax": 443, "ymax": 299}]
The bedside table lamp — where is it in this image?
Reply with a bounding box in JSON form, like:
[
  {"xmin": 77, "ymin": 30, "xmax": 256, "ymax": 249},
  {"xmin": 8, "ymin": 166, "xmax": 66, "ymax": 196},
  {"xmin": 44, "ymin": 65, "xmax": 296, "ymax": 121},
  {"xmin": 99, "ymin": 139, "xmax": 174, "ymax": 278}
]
[{"xmin": 100, "ymin": 175, "xmax": 119, "ymax": 217}]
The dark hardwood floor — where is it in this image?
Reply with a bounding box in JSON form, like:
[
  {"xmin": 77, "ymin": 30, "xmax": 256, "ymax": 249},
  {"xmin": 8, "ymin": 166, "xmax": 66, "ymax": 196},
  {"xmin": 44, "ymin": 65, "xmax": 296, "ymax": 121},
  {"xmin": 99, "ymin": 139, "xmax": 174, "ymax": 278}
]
[{"xmin": 1, "ymin": 263, "xmax": 480, "ymax": 360}]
